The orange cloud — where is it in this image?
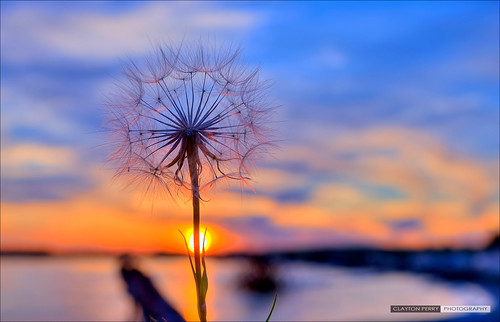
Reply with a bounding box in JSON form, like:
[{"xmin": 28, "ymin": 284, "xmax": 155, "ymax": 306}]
[
  {"xmin": 1, "ymin": 143, "xmax": 78, "ymax": 178},
  {"xmin": 0, "ymin": 194, "xmax": 240, "ymax": 255},
  {"xmin": 2, "ymin": 127, "xmax": 498, "ymax": 252}
]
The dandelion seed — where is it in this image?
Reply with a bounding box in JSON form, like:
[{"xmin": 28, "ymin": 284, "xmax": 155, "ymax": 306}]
[
  {"xmin": 106, "ymin": 42, "xmax": 275, "ymax": 322},
  {"xmin": 107, "ymin": 43, "xmax": 274, "ymax": 196}
]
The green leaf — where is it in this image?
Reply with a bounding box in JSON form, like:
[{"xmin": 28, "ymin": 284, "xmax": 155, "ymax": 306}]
[
  {"xmin": 200, "ymin": 227, "xmax": 209, "ymax": 300},
  {"xmin": 265, "ymin": 294, "xmax": 278, "ymax": 322},
  {"xmin": 178, "ymin": 229, "xmax": 197, "ymax": 286},
  {"xmin": 200, "ymin": 267, "xmax": 208, "ymax": 300}
]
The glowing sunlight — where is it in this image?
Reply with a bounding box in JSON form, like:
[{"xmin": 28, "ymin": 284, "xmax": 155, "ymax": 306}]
[{"xmin": 188, "ymin": 231, "xmax": 211, "ymax": 253}]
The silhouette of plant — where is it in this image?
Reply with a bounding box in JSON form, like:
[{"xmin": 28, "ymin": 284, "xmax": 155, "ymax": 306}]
[{"xmin": 107, "ymin": 42, "xmax": 275, "ymax": 321}]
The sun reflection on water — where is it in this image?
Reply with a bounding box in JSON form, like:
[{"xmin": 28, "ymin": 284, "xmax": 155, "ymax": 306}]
[{"xmin": 0, "ymin": 256, "xmax": 496, "ymax": 321}]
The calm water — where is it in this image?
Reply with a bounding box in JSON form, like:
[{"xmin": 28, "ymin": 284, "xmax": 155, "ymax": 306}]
[{"xmin": 0, "ymin": 256, "xmax": 496, "ymax": 321}]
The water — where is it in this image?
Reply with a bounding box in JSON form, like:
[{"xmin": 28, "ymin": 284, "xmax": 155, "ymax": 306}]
[{"xmin": 0, "ymin": 256, "xmax": 496, "ymax": 321}]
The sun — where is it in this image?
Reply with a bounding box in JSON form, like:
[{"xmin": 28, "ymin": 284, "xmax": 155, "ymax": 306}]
[{"xmin": 188, "ymin": 230, "xmax": 211, "ymax": 253}]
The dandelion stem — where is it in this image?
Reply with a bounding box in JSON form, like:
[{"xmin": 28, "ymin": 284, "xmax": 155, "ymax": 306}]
[
  {"xmin": 187, "ymin": 135, "xmax": 207, "ymax": 322},
  {"xmin": 108, "ymin": 44, "xmax": 274, "ymax": 322}
]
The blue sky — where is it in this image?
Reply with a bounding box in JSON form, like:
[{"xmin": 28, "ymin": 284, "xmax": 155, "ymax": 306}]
[{"xmin": 1, "ymin": 1, "xmax": 499, "ymax": 252}]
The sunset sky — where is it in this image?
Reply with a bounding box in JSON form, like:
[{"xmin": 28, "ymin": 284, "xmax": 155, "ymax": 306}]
[{"xmin": 1, "ymin": 1, "xmax": 499, "ymax": 254}]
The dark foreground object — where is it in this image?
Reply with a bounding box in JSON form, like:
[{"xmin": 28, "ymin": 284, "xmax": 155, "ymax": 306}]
[{"xmin": 120, "ymin": 254, "xmax": 185, "ymax": 322}]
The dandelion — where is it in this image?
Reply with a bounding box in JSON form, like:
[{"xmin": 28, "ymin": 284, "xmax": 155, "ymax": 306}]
[{"xmin": 107, "ymin": 42, "xmax": 275, "ymax": 322}]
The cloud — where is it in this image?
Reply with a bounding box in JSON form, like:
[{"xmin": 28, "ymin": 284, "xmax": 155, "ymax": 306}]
[
  {"xmin": 212, "ymin": 215, "xmax": 380, "ymax": 252},
  {"xmin": 0, "ymin": 143, "xmax": 94, "ymax": 202},
  {"xmin": 276, "ymin": 127, "xmax": 497, "ymax": 209},
  {"xmin": 1, "ymin": 142, "xmax": 497, "ymax": 251},
  {"xmin": 1, "ymin": 2, "xmax": 497, "ymax": 251},
  {"xmin": 251, "ymin": 168, "xmax": 307, "ymax": 193},
  {"xmin": 190, "ymin": 10, "xmax": 261, "ymax": 29},
  {"xmin": 255, "ymin": 126, "xmax": 498, "ymax": 247},
  {"xmin": 1, "ymin": 176, "xmax": 90, "ymax": 203},
  {"xmin": 311, "ymin": 184, "xmax": 368, "ymax": 214},
  {"xmin": 0, "ymin": 85, "xmax": 86, "ymax": 147},
  {"xmin": 313, "ymin": 47, "xmax": 348, "ymax": 69},
  {"xmin": 1, "ymin": 144, "xmax": 78, "ymax": 179},
  {"xmin": 1, "ymin": 2, "xmax": 265, "ymax": 63},
  {"xmin": 328, "ymin": 128, "xmax": 497, "ymax": 209}
]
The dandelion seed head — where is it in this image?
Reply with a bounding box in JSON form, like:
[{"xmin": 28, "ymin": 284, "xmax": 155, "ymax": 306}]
[{"xmin": 107, "ymin": 42, "xmax": 275, "ymax": 197}]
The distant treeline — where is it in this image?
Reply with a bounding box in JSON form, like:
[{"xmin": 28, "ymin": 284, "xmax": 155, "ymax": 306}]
[{"xmin": 225, "ymin": 235, "xmax": 500, "ymax": 282}]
